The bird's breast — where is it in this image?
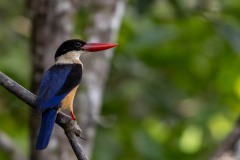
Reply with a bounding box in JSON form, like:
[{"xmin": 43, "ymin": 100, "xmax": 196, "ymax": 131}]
[{"xmin": 61, "ymin": 85, "xmax": 79, "ymax": 110}]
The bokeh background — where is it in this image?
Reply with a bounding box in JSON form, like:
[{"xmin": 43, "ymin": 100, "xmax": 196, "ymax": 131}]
[{"xmin": 1, "ymin": 0, "xmax": 240, "ymax": 160}]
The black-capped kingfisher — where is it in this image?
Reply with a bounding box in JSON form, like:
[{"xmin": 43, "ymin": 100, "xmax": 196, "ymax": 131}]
[{"xmin": 35, "ymin": 39, "xmax": 117, "ymax": 150}]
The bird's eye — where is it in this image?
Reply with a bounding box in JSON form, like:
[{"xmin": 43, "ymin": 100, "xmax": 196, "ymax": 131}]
[{"xmin": 75, "ymin": 41, "xmax": 81, "ymax": 47}]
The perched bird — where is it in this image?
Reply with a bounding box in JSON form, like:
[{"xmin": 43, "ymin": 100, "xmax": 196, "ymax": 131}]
[{"xmin": 36, "ymin": 39, "xmax": 117, "ymax": 150}]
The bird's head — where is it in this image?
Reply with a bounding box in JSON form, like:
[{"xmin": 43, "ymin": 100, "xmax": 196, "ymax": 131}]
[{"xmin": 55, "ymin": 39, "xmax": 117, "ymax": 62}]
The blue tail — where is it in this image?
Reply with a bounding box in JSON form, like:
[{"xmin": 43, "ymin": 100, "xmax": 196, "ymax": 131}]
[{"xmin": 36, "ymin": 109, "xmax": 57, "ymax": 150}]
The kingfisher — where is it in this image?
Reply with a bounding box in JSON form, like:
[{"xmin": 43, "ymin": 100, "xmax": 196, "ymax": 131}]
[{"xmin": 35, "ymin": 39, "xmax": 117, "ymax": 150}]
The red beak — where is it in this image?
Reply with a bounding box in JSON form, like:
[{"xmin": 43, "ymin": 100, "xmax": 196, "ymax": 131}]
[{"xmin": 82, "ymin": 42, "xmax": 118, "ymax": 52}]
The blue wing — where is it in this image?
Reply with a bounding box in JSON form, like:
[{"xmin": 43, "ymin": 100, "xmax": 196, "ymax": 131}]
[
  {"xmin": 36, "ymin": 64, "xmax": 82, "ymax": 150},
  {"xmin": 36, "ymin": 65, "xmax": 73, "ymax": 112}
]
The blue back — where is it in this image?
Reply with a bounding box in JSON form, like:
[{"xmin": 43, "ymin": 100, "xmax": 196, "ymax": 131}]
[{"xmin": 36, "ymin": 65, "xmax": 73, "ymax": 112}]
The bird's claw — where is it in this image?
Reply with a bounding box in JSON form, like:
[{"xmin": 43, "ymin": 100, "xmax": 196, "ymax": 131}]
[
  {"xmin": 70, "ymin": 111, "xmax": 76, "ymax": 121},
  {"xmin": 67, "ymin": 120, "xmax": 82, "ymax": 137},
  {"xmin": 74, "ymin": 124, "xmax": 82, "ymax": 137}
]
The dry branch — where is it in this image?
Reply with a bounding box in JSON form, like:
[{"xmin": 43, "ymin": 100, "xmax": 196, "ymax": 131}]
[{"xmin": 0, "ymin": 71, "xmax": 88, "ymax": 160}]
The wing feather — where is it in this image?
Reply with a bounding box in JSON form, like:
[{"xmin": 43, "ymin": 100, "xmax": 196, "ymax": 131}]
[{"xmin": 36, "ymin": 64, "xmax": 82, "ymax": 112}]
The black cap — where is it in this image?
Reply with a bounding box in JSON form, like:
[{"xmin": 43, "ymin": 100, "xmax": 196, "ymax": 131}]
[{"xmin": 55, "ymin": 39, "xmax": 86, "ymax": 59}]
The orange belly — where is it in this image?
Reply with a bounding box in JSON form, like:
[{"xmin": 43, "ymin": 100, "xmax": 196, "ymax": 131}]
[{"xmin": 61, "ymin": 86, "xmax": 79, "ymax": 111}]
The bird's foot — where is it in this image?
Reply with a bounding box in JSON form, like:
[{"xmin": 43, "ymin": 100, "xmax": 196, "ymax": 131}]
[
  {"xmin": 67, "ymin": 120, "xmax": 82, "ymax": 137},
  {"xmin": 70, "ymin": 111, "xmax": 76, "ymax": 121}
]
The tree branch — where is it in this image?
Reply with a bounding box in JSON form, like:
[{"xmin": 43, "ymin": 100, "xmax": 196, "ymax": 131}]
[{"xmin": 0, "ymin": 71, "xmax": 88, "ymax": 160}]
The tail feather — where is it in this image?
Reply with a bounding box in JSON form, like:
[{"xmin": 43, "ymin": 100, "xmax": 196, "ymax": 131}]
[{"xmin": 36, "ymin": 109, "xmax": 57, "ymax": 150}]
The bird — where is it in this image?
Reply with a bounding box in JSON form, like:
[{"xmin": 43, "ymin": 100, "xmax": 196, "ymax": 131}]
[{"xmin": 35, "ymin": 39, "xmax": 117, "ymax": 150}]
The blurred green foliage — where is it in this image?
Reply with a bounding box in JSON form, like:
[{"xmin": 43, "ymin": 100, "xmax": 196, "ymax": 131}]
[
  {"xmin": 1, "ymin": 0, "xmax": 240, "ymax": 160},
  {"xmin": 0, "ymin": 0, "xmax": 30, "ymax": 159}
]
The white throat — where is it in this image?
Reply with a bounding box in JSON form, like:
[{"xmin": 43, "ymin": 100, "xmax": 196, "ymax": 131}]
[{"xmin": 55, "ymin": 51, "xmax": 84, "ymax": 64}]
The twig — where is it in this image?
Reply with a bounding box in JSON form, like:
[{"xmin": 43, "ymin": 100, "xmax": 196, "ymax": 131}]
[
  {"xmin": 0, "ymin": 71, "xmax": 88, "ymax": 160},
  {"xmin": 64, "ymin": 121, "xmax": 88, "ymax": 160}
]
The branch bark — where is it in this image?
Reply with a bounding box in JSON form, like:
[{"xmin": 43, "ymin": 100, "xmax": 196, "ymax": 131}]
[{"xmin": 0, "ymin": 71, "xmax": 88, "ymax": 160}]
